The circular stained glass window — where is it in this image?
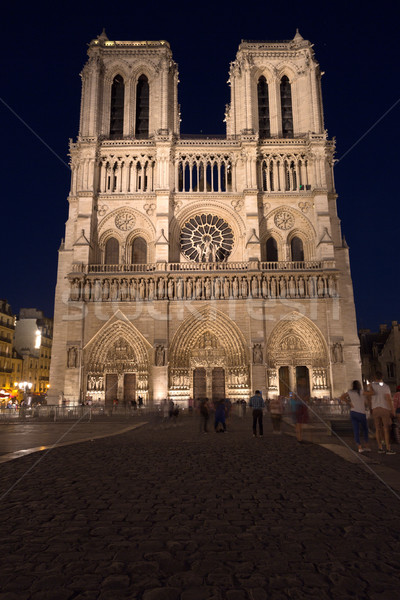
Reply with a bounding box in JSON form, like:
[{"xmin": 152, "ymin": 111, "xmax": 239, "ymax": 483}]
[{"xmin": 180, "ymin": 214, "xmax": 234, "ymax": 262}]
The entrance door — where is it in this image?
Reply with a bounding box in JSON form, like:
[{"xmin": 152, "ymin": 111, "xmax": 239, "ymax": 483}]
[
  {"xmin": 279, "ymin": 366, "xmax": 290, "ymax": 398},
  {"xmin": 193, "ymin": 368, "xmax": 206, "ymax": 400},
  {"xmin": 124, "ymin": 374, "xmax": 136, "ymax": 403},
  {"xmin": 105, "ymin": 374, "xmax": 118, "ymax": 410},
  {"xmin": 296, "ymin": 366, "xmax": 310, "ymax": 400},
  {"xmin": 212, "ymin": 368, "xmax": 225, "ymax": 400}
]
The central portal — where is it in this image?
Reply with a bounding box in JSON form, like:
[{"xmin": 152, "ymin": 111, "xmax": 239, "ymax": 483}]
[{"xmin": 193, "ymin": 367, "xmax": 225, "ymax": 400}]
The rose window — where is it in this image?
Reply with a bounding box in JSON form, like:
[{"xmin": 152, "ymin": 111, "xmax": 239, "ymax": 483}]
[{"xmin": 180, "ymin": 214, "xmax": 234, "ymax": 262}]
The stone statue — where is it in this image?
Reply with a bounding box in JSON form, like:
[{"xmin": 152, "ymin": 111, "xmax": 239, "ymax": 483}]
[
  {"xmin": 120, "ymin": 279, "xmax": 128, "ymax": 300},
  {"xmin": 270, "ymin": 277, "xmax": 277, "ymax": 298},
  {"xmin": 196, "ymin": 278, "xmax": 202, "ymax": 299},
  {"xmin": 148, "ymin": 279, "xmax": 155, "ymax": 300},
  {"xmin": 67, "ymin": 346, "xmax": 78, "ymax": 368},
  {"xmin": 94, "ymin": 279, "xmax": 102, "ymax": 301},
  {"xmin": 205, "ymin": 278, "xmax": 211, "ymax": 299},
  {"xmin": 241, "ymin": 277, "xmax": 248, "ymax": 298},
  {"xmin": 139, "ymin": 279, "xmax": 145, "ymax": 300},
  {"xmin": 317, "ymin": 276, "xmax": 325, "ymax": 297},
  {"xmin": 214, "ymin": 277, "xmax": 220, "ymax": 299},
  {"xmin": 177, "ymin": 278, "xmax": 183, "ymax": 300},
  {"xmin": 71, "ymin": 279, "xmax": 80, "ymax": 301},
  {"xmin": 298, "ymin": 276, "xmax": 305, "ymax": 298},
  {"xmin": 262, "ymin": 277, "xmax": 268, "ymax": 298},
  {"xmin": 84, "ymin": 280, "xmax": 91, "ymax": 301},
  {"xmin": 168, "ymin": 279, "xmax": 174, "ymax": 299},
  {"xmin": 279, "ymin": 277, "xmax": 286, "ymax": 298},
  {"xmin": 251, "ymin": 277, "xmax": 258, "ymax": 298},
  {"xmin": 158, "ymin": 277, "xmax": 165, "ymax": 300},
  {"xmin": 186, "ymin": 278, "xmax": 192, "ymax": 299},
  {"xmin": 155, "ymin": 345, "xmax": 165, "ymax": 366},
  {"xmin": 253, "ymin": 344, "xmax": 263, "ymax": 365},
  {"xmin": 232, "ymin": 277, "xmax": 239, "ymax": 298},
  {"xmin": 103, "ymin": 279, "xmax": 110, "ymax": 300},
  {"xmin": 288, "ymin": 276, "xmax": 296, "ymax": 298},
  {"xmin": 111, "ymin": 279, "xmax": 118, "ymax": 301},
  {"xmin": 224, "ymin": 277, "xmax": 230, "ymax": 299},
  {"xmin": 332, "ymin": 342, "xmax": 343, "ymax": 363}
]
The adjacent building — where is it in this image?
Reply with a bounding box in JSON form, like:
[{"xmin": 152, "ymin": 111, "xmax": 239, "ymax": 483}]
[
  {"xmin": 14, "ymin": 309, "xmax": 53, "ymax": 394},
  {"xmin": 0, "ymin": 300, "xmax": 15, "ymax": 390},
  {"xmin": 49, "ymin": 31, "xmax": 361, "ymax": 407},
  {"xmin": 360, "ymin": 322, "xmax": 400, "ymax": 391}
]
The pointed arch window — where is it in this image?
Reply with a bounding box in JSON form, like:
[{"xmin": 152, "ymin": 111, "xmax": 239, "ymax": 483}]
[
  {"xmin": 104, "ymin": 238, "xmax": 119, "ymax": 264},
  {"xmin": 257, "ymin": 76, "xmax": 270, "ymax": 138},
  {"xmin": 291, "ymin": 236, "xmax": 304, "ymax": 262},
  {"xmin": 266, "ymin": 237, "xmax": 278, "ymax": 262},
  {"xmin": 110, "ymin": 75, "xmax": 124, "ymax": 138},
  {"xmin": 132, "ymin": 237, "xmax": 147, "ymax": 264},
  {"xmin": 136, "ymin": 75, "xmax": 149, "ymax": 139},
  {"xmin": 280, "ymin": 76, "xmax": 293, "ymax": 138}
]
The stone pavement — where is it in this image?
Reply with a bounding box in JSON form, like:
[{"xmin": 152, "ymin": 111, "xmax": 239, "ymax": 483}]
[{"xmin": 0, "ymin": 415, "xmax": 399, "ymax": 600}]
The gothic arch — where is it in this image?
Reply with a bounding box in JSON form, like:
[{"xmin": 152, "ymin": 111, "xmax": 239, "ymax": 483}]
[
  {"xmin": 169, "ymin": 306, "xmax": 249, "ymax": 369},
  {"xmin": 265, "ymin": 206, "xmax": 316, "ymax": 260},
  {"xmin": 267, "ymin": 312, "xmax": 329, "ymax": 368},
  {"xmin": 85, "ymin": 316, "xmax": 150, "ymax": 372},
  {"xmin": 99, "ymin": 207, "xmax": 155, "ymax": 239}
]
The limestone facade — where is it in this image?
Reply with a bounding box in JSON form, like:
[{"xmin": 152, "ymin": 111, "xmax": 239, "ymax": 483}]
[{"xmin": 49, "ymin": 31, "xmax": 361, "ymax": 406}]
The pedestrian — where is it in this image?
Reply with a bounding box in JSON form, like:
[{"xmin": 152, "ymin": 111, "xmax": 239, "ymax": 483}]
[
  {"xmin": 199, "ymin": 398, "xmax": 210, "ymax": 433},
  {"xmin": 340, "ymin": 381, "xmax": 371, "ymax": 453},
  {"xmin": 138, "ymin": 396, "xmax": 143, "ymax": 408},
  {"xmin": 249, "ymin": 390, "xmax": 265, "ymax": 437},
  {"xmin": 214, "ymin": 399, "xmax": 227, "ymax": 433},
  {"xmin": 367, "ymin": 371, "xmax": 396, "ymax": 454},
  {"xmin": 168, "ymin": 399, "xmax": 175, "ymax": 419},
  {"xmin": 290, "ymin": 378, "xmax": 309, "ymax": 442},
  {"xmin": 269, "ymin": 395, "xmax": 283, "ymax": 433},
  {"xmin": 131, "ymin": 398, "xmax": 137, "ymax": 411}
]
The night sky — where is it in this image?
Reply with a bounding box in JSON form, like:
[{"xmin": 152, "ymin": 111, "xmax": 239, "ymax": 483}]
[{"xmin": 1, "ymin": 1, "xmax": 399, "ymax": 331}]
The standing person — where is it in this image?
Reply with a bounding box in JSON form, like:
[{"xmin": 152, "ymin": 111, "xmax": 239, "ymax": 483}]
[
  {"xmin": 249, "ymin": 390, "xmax": 265, "ymax": 437},
  {"xmin": 291, "ymin": 378, "xmax": 309, "ymax": 442},
  {"xmin": 214, "ymin": 399, "xmax": 226, "ymax": 433},
  {"xmin": 269, "ymin": 395, "xmax": 283, "ymax": 434},
  {"xmin": 340, "ymin": 381, "xmax": 371, "ymax": 453},
  {"xmin": 199, "ymin": 398, "xmax": 210, "ymax": 433},
  {"xmin": 367, "ymin": 372, "xmax": 396, "ymax": 455}
]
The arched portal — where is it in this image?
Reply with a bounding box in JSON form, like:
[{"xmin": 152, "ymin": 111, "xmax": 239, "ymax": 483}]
[
  {"xmin": 84, "ymin": 318, "xmax": 150, "ymax": 409},
  {"xmin": 267, "ymin": 313, "xmax": 330, "ymax": 398},
  {"xmin": 169, "ymin": 307, "xmax": 250, "ymax": 402}
]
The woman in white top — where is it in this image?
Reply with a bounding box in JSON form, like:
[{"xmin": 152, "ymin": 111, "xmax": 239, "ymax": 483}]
[{"xmin": 340, "ymin": 381, "xmax": 371, "ymax": 453}]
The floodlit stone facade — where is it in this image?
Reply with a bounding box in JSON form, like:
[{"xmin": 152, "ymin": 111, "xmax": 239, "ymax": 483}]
[{"xmin": 49, "ymin": 30, "xmax": 361, "ymax": 406}]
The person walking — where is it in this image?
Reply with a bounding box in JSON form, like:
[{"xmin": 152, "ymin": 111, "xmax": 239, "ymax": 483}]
[
  {"xmin": 214, "ymin": 399, "xmax": 227, "ymax": 433},
  {"xmin": 249, "ymin": 390, "xmax": 265, "ymax": 437},
  {"xmin": 199, "ymin": 398, "xmax": 210, "ymax": 433},
  {"xmin": 367, "ymin": 371, "xmax": 396, "ymax": 455},
  {"xmin": 290, "ymin": 378, "xmax": 309, "ymax": 442},
  {"xmin": 269, "ymin": 395, "xmax": 284, "ymax": 433},
  {"xmin": 340, "ymin": 381, "xmax": 371, "ymax": 453}
]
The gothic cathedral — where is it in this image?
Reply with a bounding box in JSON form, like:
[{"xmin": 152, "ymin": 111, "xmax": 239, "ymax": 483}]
[{"xmin": 49, "ymin": 30, "xmax": 361, "ymax": 406}]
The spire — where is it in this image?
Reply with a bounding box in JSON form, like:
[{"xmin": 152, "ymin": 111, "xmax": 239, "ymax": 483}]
[
  {"xmin": 97, "ymin": 28, "xmax": 109, "ymax": 43},
  {"xmin": 293, "ymin": 28, "xmax": 304, "ymax": 42}
]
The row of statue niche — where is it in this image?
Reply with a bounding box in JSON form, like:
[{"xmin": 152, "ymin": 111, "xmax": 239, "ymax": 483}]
[
  {"xmin": 228, "ymin": 369, "xmax": 249, "ymax": 386},
  {"xmin": 87, "ymin": 375, "xmax": 104, "ymax": 391},
  {"xmin": 70, "ymin": 274, "xmax": 338, "ymax": 302},
  {"xmin": 312, "ymin": 369, "xmax": 328, "ymax": 388}
]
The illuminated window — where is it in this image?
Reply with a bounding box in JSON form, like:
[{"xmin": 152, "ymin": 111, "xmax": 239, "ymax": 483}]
[
  {"xmin": 110, "ymin": 75, "xmax": 124, "ymax": 138},
  {"xmin": 132, "ymin": 237, "xmax": 147, "ymax": 264},
  {"xmin": 280, "ymin": 76, "xmax": 293, "ymax": 138},
  {"xmin": 257, "ymin": 76, "xmax": 270, "ymax": 138},
  {"xmin": 266, "ymin": 237, "xmax": 278, "ymax": 262},
  {"xmin": 136, "ymin": 75, "xmax": 149, "ymax": 138},
  {"xmin": 104, "ymin": 238, "xmax": 119, "ymax": 264},
  {"xmin": 291, "ymin": 236, "xmax": 304, "ymax": 261}
]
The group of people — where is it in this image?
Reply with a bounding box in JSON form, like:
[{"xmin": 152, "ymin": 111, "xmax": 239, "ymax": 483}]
[{"xmin": 340, "ymin": 372, "xmax": 399, "ymax": 455}]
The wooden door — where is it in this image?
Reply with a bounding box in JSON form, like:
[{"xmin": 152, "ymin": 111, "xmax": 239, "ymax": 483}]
[
  {"xmin": 105, "ymin": 374, "xmax": 118, "ymax": 410},
  {"xmin": 193, "ymin": 368, "xmax": 206, "ymax": 400},
  {"xmin": 124, "ymin": 374, "xmax": 136, "ymax": 403},
  {"xmin": 279, "ymin": 366, "xmax": 290, "ymax": 398},
  {"xmin": 212, "ymin": 368, "xmax": 225, "ymax": 400}
]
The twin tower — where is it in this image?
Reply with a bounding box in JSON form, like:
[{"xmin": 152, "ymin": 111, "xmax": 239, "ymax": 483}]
[{"xmin": 49, "ymin": 31, "xmax": 360, "ymax": 406}]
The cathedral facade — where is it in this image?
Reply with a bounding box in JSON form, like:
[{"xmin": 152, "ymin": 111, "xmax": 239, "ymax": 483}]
[{"xmin": 49, "ymin": 31, "xmax": 361, "ymax": 406}]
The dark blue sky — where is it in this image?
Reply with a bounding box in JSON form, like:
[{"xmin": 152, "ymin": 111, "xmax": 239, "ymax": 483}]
[{"xmin": 1, "ymin": 0, "xmax": 399, "ymax": 331}]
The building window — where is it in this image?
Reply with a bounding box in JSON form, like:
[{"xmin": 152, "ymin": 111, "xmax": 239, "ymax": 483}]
[
  {"xmin": 136, "ymin": 75, "xmax": 149, "ymax": 139},
  {"xmin": 387, "ymin": 363, "xmax": 396, "ymax": 379},
  {"xmin": 257, "ymin": 76, "xmax": 270, "ymax": 138},
  {"xmin": 132, "ymin": 237, "xmax": 147, "ymax": 264},
  {"xmin": 280, "ymin": 76, "xmax": 293, "ymax": 138},
  {"xmin": 104, "ymin": 238, "xmax": 119, "ymax": 264},
  {"xmin": 110, "ymin": 75, "xmax": 124, "ymax": 139},
  {"xmin": 266, "ymin": 237, "xmax": 278, "ymax": 262},
  {"xmin": 291, "ymin": 236, "xmax": 304, "ymax": 262}
]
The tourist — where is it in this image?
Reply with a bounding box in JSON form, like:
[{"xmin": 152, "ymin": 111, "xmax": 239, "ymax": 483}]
[
  {"xmin": 249, "ymin": 390, "xmax": 265, "ymax": 437},
  {"xmin": 367, "ymin": 372, "xmax": 396, "ymax": 454},
  {"xmin": 199, "ymin": 398, "xmax": 210, "ymax": 433},
  {"xmin": 214, "ymin": 399, "xmax": 226, "ymax": 433},
  {"xmin": 291, "ymin": 378, "xmax": 309, "ymax": 442},
  {"xmin": 340, "ymin": 381, "xmax": 370, "ymax": 453},
  {"xmin": 269, "ymin": 395, "xmax": 284, "ymax": 433}
]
